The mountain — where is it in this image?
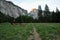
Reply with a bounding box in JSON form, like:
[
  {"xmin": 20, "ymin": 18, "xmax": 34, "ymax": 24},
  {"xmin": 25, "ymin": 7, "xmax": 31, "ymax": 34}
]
[
  {"xmin": 28, "ymin": 8, "xmax": 38, "ymax": 19},
  {"xmin": 0, "ymin": 0, "xmax": 27, "ymax": 18}
]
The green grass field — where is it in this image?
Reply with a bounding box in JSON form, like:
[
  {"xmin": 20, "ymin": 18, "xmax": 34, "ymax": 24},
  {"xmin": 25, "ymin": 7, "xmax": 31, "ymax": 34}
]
[
  {"xmin": 35, "ymin": 23, "xmax": 60, "ymax": 40},
  {"xmin": 0, "ymin": 23, "xmax": 60, "ymax": 40},
  {"xmin": 0, "ymin": 23, "xmax": 33, "ymax": 40}
]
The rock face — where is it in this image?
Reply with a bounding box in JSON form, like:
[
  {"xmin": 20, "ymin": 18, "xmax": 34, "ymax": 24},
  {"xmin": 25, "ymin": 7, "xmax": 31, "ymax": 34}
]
[
  {"xmin": 29, "ymin": 9, "xmax": 38, "ymax": 19},
  {"xmin": 0, "ymin": 0, "xmax": 27, "ymax": 18}
]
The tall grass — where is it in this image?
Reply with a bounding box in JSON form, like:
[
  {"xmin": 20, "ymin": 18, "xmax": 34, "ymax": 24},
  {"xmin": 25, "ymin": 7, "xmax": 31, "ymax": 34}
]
[
  {"xmin": 0, "ymin": 23, "xmax": 33, "ymax": 40},
  {"xmin": 35, "ymin": 23, "xmax": 60, "ymax": 40}
]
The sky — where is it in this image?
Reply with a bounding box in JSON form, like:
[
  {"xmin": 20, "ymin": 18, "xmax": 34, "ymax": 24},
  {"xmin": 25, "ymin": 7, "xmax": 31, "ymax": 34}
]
[{"xmin": 7, "ymin": 0, "xmax": 60, "ymax": 12}]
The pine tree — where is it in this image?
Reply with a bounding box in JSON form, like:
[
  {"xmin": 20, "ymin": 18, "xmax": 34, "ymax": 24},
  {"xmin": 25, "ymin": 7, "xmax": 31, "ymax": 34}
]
[
  {"xmin": 45, "ymin": 4, "xmax": 49, "ymax": 12},
  {"xmin": 56, "ymin": 8, "xmax": 60, "ymax": 22},
  {"xmin": 38, "ymin": 5, "xmax": 42, "ymax": 22},
  {"xmin": 44, "ymin": 4, "xmax": 51, "ymax": 22},
  {"xmin": 56, "ymin": 7, "xmax": 59, "ymax": 13}
]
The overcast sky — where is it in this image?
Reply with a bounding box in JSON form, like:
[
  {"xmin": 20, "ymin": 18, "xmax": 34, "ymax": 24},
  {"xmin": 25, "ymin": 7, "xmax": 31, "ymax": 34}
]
[{"xmin": 7, "ymin": 0, "xmax": 60, "ymax": 12}]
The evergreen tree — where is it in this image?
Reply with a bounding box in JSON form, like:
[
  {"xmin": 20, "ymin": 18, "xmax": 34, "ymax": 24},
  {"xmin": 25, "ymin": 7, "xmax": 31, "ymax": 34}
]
[
  {"xmin": 56, "ymin": 7, "xmax": 60, "ymax": 13},
  {"xmin": 0, "ymin": 12, "xmax": 7, "ymax": 23},
  {"xmin": 15, "ymin": 15, "xmax": 33, "ymax": 23},
  {"xmin": 38, "ymin": 5, "xmax": 42, "ymax": 22},
  {"xmin": 45, "ymin": 4, "xmax": 49, "ymax": 12},
  {"xmin": 56, "ymin": 8, "xmax": 60, "ymax": 22},
  {"xmin": 44, "ymin": 4, "xmax": 51, "ymax": 22}
]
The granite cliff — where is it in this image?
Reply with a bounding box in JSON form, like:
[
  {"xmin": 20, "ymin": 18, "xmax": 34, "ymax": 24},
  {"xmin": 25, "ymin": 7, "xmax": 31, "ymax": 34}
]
[{"xmin": 0, "ymin": 0, "xmax": 27, "ymax": 18}]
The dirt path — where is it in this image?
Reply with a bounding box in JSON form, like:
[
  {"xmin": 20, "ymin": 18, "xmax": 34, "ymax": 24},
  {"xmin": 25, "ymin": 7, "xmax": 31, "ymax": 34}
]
[
  {"xmin": 33, "ymin": 27, "xmax": 41, "ymax": 40},
  {"xmin": 27, "ymin": 24, "xmax": 41, "ymax": 40}
]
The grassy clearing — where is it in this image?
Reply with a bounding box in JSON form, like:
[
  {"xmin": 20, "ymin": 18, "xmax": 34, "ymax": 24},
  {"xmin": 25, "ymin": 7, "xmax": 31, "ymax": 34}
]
[
  {"xmin": 35, "ymin": 23, "xmax": 60, "ymax": 40},
  {"xmin": 0, "ymin": 23, "xmax": 60, "ymax": 40},
  {"xmin": 0, "ymin": 23, "xmax": 33, "ymax": 40}
]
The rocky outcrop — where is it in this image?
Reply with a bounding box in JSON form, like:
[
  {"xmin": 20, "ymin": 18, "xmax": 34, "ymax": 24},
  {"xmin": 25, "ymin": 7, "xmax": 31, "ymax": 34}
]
[
  {"xmin": 28, "ymin": 9, "xmax": 38, "ymax": 19},
  {"xmin": 0, "ymin": 0, "xmax": 27, "ymax": 18}
]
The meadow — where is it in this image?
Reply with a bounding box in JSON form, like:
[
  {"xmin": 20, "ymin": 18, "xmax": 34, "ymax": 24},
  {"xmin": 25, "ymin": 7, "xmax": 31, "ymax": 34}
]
[
  {"xmin": 35, "ymin": 23, "xmax": 60, "ymax": 40},
  {"xmin": 0, "ymin": 23, "xmax": 60, "ymax": 40}
]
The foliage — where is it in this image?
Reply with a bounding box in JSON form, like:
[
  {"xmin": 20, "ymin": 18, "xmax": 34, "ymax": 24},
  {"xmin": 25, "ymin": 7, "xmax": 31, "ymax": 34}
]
[
  {"xmin": 15, "ymin": 15, "xmax": 34, "ymax": 23},
  {"xmin": 38, "ymin": 4, "xmax": 60, "ymax": 23},
  {"xmin": 0, "ymin": 12, "xmax": 14, "ymax": 23}
]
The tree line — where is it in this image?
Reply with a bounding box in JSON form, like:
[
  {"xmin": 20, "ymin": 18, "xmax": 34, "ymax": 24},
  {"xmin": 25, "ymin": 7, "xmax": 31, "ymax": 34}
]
[
  {"xmin": 0, "ymin": 4, "xmax": 60, "ymax": 23},
  {"xmin": 38, "ymin": 4, "xmax": 60, "ymax": 23}
]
